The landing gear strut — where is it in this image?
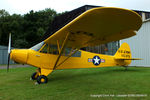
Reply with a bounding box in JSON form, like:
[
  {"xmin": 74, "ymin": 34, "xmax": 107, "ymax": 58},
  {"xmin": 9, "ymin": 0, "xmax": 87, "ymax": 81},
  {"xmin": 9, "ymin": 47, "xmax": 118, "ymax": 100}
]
[
  {"xmin": 31, "ymin": 72, "xmax": 48, "ymax": 84},
  {"xmin": 30, "ymin": 68, "xmax": 53, "ymax": 84}
]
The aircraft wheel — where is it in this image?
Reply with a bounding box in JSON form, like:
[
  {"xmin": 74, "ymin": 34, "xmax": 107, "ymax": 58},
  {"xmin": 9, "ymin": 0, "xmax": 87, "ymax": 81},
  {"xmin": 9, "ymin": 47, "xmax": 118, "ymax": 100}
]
[
  {"xmin": 37, "ymin": 75, "xmax": 48, "ymax": 84},
  {"xmin": 31, "ymin": 72, "xmax": 39, "ymax": 80}
]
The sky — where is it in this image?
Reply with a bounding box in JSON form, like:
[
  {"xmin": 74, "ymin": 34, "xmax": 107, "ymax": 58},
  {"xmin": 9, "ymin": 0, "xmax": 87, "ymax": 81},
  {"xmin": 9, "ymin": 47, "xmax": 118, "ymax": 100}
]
[{"xmin": 0, "ymin": 0, "xmax": 150, "ymax": 15}]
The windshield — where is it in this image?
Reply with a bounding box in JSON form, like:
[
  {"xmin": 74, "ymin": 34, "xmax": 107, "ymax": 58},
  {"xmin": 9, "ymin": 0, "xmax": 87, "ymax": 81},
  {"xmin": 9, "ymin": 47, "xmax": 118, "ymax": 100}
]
[{"xmin": 30, "ymin": 41, "xmax": 45, "ymax": 51}]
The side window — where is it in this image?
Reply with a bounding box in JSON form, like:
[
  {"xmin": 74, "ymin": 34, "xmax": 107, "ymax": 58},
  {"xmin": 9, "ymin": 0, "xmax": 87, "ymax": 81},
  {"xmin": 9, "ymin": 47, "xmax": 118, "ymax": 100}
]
[
  {"xmin": 72, "ymin": 51, "xmax": 81, "ymax": 57},
  {"xmin": 40, "ymin": 44, "xmax": 59, "ymax": 54},
  {"xmin": 64, "ymin": 48, "xmax": 72, "ymax": 56},
  {"xmin": 40, "ymin": 43, "xmax": 81, "ymax": 57},
  {"xmin": 30, "ymin": 41, "xmax": 45, "ymax": 51},
  {"xmin": 49, "ymin": 45, "xmax": 59, "ymax": 54},
  {"xmin": 63, "ymin": 48, "xmax": 81, "ymax": 57},
  {"xmin": 40, "ymin": 44, "xmax": 48, "ymax": 53}
]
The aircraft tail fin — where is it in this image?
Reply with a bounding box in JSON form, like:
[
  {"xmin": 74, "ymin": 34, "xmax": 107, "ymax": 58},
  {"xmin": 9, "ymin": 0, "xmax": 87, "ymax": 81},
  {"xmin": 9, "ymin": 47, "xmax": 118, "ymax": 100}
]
[
  {"xmin": 114, "ymin": 42, "xmax": 141, "ymax": 60},
  {"xmin": 114, "ymin": 42, "xmax": 141, "ymax": 66}
]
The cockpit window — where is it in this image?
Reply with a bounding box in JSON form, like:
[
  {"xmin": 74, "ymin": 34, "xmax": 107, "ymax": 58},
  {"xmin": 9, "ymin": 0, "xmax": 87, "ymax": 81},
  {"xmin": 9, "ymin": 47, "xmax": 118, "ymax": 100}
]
[
  {"xmin": 38, "ymin": 43, "xmax": 81, "ymax": 57},
  {"xmin": 30, "ymin": 41, "xmax": 45, "ymax": 51},
  {"xmin": 40, "ymin": 44, "xmax": 59, "ymax": 54}
]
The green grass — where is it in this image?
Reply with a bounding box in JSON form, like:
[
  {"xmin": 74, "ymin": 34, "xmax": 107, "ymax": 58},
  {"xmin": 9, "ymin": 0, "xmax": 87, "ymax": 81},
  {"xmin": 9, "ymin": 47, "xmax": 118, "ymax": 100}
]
[{"xmin": 0, "ymin": 66, "xmax": 150, "ymax": 100}]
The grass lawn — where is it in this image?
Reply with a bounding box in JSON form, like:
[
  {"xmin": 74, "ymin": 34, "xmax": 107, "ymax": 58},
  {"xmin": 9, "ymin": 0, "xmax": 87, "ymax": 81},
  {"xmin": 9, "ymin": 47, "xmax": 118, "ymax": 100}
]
[{"xmin": 0, "ymin": 66, "xmax": 150, "ymax": 100}]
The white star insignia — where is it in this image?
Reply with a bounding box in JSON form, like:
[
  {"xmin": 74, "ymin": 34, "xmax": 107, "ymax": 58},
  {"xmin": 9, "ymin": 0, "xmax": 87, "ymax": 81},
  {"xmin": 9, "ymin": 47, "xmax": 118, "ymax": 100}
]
[{"xmin": 94, "ymin": 57, "xmax": 100, "ymax": 64}]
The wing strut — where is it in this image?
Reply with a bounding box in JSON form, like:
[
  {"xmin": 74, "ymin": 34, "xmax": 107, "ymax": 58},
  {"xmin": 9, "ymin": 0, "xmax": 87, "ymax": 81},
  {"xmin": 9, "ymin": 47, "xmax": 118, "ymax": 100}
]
[
  {"xmin": 53, "ymin": 32, "xmax": 70, "ymax": 70},
  {"xmin": 57, "ymin": 40, "xmax": 61, "ymax": 54},
  {"xmin": 55, "ymin": 48, "xmax": 79, "ymax": 68}
]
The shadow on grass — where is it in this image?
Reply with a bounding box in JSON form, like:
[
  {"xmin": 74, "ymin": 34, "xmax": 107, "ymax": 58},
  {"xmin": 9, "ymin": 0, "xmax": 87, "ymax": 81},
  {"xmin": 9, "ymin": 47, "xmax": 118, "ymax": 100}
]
[
  {"xmin": 48, "ymin": 67, "xmax": 146, "ymax": 82},
  {"xmin": 112, "ymin": 67, "xmax": 148, "ymax": 72}
]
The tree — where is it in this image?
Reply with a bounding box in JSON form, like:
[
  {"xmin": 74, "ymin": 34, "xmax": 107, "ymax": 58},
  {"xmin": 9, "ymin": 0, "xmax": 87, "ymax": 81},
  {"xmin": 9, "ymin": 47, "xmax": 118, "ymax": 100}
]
[
  {"xmin": 0, "ymin": 9, "xmax": 9, "ymax": 17},
  {"xmin": 0, "ymin": 8, "xmax": 58, "ymax": 48},
  {"xmin": 0, "ymin": 13, "xmax": 24, "ymax": 47},
  {"xmin": 22, "ymin": 8, "xmax": 57, "ymax": 47}
]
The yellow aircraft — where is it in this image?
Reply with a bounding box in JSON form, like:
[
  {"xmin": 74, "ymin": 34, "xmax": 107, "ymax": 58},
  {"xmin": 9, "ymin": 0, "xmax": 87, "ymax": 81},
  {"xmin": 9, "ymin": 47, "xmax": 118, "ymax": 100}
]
[{"xmin": 7, "ymin": 7, "xmax": 142, "ymax": 84}]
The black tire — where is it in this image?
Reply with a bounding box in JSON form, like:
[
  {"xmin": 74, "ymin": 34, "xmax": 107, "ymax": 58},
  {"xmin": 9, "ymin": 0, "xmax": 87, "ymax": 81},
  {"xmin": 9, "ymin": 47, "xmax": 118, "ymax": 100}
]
[
  {"xmin": 31, "ymin": 72, "xmax": 39, "ymax": 80},
  {"xmin": 37, "ymin": 75, "xmax": 48, "ymax": 84}
]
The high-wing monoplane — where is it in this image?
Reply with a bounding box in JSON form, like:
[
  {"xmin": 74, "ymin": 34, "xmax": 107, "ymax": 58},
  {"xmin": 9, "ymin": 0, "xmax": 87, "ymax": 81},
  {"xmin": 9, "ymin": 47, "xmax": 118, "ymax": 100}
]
[{"xmin": 8, "ymin": 7, "xmax": 142, "ymax": 84}]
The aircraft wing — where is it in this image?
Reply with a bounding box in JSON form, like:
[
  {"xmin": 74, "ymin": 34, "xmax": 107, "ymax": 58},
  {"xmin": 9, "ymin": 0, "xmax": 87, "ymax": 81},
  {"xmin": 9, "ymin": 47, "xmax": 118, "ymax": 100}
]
[{"xmin": 44, "ymin": 7, "xmax": 142, "ymax": 48}]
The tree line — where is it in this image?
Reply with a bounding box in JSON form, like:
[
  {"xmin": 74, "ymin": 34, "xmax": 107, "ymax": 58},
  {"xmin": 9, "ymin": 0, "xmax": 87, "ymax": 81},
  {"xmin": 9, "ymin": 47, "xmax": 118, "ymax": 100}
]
[{"xmin": 0, "ymin": 8, "xmax": 60, "ymax": 48}]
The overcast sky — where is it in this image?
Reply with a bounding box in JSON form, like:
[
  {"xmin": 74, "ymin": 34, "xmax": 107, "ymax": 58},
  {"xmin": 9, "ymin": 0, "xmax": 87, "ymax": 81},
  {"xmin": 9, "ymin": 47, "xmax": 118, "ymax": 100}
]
[{"xmin": 0, "ymin": 0, "xmax": 150, "ymax": 15}]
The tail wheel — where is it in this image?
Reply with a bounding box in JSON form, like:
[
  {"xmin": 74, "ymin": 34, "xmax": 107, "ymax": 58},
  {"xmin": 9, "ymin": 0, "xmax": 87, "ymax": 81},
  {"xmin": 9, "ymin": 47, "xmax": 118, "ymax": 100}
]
[
  {"xmin": 37, "ymin": 75, "xmax": 48, "ymax": 84},
  {"xmin": 31, "ymin": 72, "xmax": 39, "ymax": 80}
]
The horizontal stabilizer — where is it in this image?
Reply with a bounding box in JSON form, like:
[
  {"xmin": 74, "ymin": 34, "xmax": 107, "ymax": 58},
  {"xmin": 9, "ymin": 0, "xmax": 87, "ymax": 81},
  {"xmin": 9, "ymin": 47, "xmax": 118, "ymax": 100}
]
[{"xmin": 115, "ymin": 57, "xmax": 142, "ymax": 60}]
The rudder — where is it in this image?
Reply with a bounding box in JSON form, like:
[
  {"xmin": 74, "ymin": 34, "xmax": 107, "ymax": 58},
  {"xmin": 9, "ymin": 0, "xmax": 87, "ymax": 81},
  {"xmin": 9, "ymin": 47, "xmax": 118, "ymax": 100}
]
[
  {"xmin": 114, "ymin": 42, "xmax": 141, "ymax": 66},
  {"xmin": 114, "ymin": 42, "xmax": 132, "ymax": 66},
  {"xmin": 114, "ymin": 42, "xmax": 132, "ymax": 60}
]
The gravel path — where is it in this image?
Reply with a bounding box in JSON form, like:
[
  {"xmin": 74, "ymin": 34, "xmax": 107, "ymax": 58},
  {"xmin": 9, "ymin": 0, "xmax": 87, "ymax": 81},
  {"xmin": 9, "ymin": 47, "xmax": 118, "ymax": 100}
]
[{"xmin": 0, "ymin": 64, "xmax": 30, "ymax": 69}]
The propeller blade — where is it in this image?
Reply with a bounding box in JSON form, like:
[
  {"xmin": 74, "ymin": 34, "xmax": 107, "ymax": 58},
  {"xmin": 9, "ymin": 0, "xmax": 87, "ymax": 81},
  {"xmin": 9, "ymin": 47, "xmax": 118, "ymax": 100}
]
[
  {"xmin": 7, "ymin": 33, "xmax": 11, "ymax": 72},
  {"xmin": 8, "ymin": 33, "xmax": 11, "ymax": 54},
  {"xmin": 7, "ymin": 54, "xmax": 10, "ymax": 72}
]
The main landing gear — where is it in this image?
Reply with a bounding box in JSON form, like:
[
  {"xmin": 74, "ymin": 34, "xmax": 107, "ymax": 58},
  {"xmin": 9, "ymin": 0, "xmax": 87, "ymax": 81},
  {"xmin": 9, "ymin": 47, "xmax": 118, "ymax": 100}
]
[
  {"xmin": 37, "ymin": 75, "xmax": 48, "ymax": 84},
  {"xmin": 31, "ymin": 72, "xmax": 48, "ymax": 84},
  {"xmin": 30, "ymin": 68, "xmax": 53, "ymax": 84},
  {"xmin": 31, "ymin": 72, "xmax": 39, "ymax": 80}
]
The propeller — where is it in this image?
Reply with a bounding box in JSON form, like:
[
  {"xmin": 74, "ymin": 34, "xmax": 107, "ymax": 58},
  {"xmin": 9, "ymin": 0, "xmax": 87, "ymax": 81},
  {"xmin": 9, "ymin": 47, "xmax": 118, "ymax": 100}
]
[{"xmin": 7, "ymin": 33, "xmax": 11, "ymax": 72}]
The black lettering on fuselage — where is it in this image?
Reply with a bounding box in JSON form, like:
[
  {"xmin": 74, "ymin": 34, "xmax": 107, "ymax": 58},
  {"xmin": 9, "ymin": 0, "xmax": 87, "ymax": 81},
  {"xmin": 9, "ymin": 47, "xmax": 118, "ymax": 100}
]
[{"xmin": 118, "ymin": 50, "xmax": 131, "ymax": 54}]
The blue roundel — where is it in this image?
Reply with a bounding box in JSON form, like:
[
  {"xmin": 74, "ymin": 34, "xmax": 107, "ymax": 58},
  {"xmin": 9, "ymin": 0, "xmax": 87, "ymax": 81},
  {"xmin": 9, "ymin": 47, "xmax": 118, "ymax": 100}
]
[{"xmin": 92, "ymin": 56, "xmax": 101, "ymax": 66}]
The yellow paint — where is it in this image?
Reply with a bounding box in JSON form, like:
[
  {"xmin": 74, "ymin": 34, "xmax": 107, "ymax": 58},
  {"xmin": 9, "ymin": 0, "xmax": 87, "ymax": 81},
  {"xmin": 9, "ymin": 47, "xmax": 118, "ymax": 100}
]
[
  {"xmin": 114, "ymin": 43, "xmax": 131, "ymax": 66},
  {"xmin": 41, "ymin": 78, "xmax": 45, "ymax": 82},
  {"xmin": 9, "ymin": 7, "xmax": 142, "ymax": 79},
  {"xmin": 114, "ymin": 43, "xmax": 131, "ymax": 59},
  {"xmin": 10, "ymin": 42, "xmax": 139, "ymax": 76},
  {"xmin": 40, "ymin": 69, "xmax": 53, "ymax": 76},
  {"xmin": 34, "ymin": 73, "xmax": 39, "ymax": 78},
  {"xmin": 10, "ymin": 49, "xmax": 28, "ymax": 64},
  {"xmin": 57, "ymin": 40, "xmax": 61, "ymax": 54},
  {"xmin": 44, "ymin": 7, "xmax": 142, "ymax": 48}
]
